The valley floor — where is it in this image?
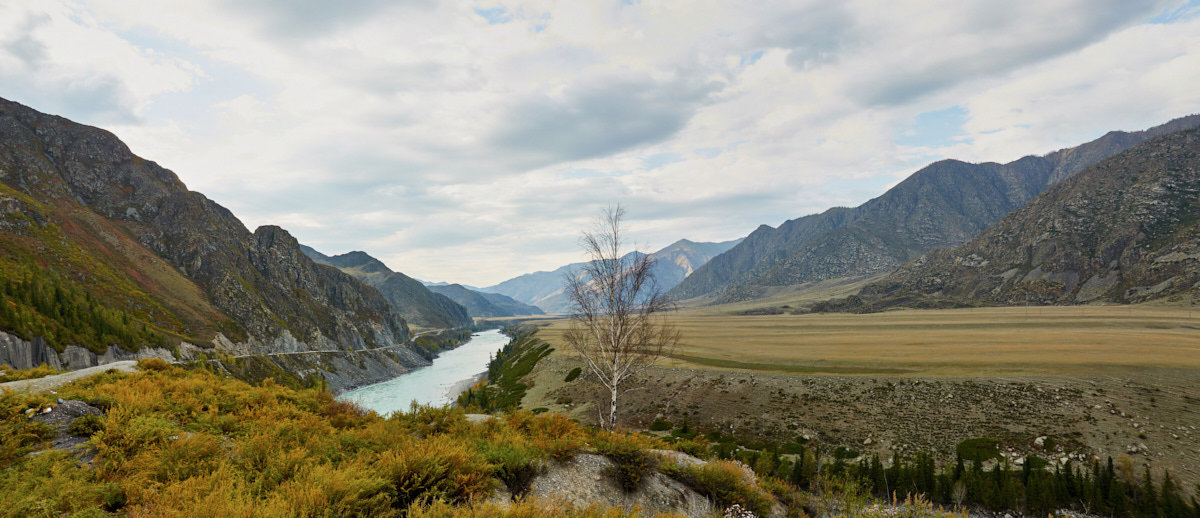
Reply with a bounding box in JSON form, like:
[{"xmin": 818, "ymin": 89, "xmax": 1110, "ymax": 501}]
[{"xmin": 521, "ymin": 305, "xmax": 1200, "ymax": 489}]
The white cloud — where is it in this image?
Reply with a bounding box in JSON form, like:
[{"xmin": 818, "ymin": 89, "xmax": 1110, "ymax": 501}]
[{"xmin": 1, "ymin": 0, "xmax": 1197, "ymax": 285}]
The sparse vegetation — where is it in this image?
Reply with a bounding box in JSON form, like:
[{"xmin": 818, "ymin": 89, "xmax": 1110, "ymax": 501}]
[{"xmin": 457, "ymin": 328, "xmax": 553, "ymax": 413}]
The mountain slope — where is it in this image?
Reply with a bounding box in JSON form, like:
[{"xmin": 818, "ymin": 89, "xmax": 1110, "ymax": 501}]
[
  {"xmin": 671, "ymin": 115, "xmax": 1200, "ymax": 303},
  {"xmin": 482, "ymin": 238, "xmax": 740, "ymax": 314},
  {"xmin": 0, "ymin": 97, "xmax": 424, "ymax": 381},
  {"xmin": 833, "ymin": 126, "xmax": 1200, "ymax": 310},
  {"xmin": 301, "ymin": 247, "xmax": 472, "ymax": 329},
  {"xmin": 426, "ymin": 284, "xmax": 544, "ymax": 318}
]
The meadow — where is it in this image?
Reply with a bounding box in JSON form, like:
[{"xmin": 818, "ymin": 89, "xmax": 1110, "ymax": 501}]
[{"xmin": 531, "ymin": 305, "xmax": 1200, "ymax": 378}]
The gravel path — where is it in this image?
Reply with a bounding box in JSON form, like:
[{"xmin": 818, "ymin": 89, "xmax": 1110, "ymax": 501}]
[{"xmin": 0, "ymin": 361, "xmax": 139, "ymax": 393}]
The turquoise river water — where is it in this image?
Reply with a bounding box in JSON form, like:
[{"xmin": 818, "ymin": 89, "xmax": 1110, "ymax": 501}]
[{"xmin": 337, "ymin": 329, "xmax": 511, "ymax": 415}]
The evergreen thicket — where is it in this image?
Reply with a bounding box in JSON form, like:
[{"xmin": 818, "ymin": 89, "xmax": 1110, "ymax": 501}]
[{"xmin": 0, "ymin": 257, "xmax": 171, "ymax": 354}]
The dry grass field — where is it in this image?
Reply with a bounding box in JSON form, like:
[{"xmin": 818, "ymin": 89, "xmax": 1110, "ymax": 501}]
[
  {"xmin": 520, "ymin": 305, "xmax": 1200, "ymax": 487},
  {"xmin": 530, "ymin": 305, "xmax": 1200, "ymax": 378}
]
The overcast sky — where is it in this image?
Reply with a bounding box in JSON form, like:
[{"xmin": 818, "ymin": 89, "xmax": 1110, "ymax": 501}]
[{"xmin": 3, "ymin": 1, "xmax": 1199, "ymax": 286}]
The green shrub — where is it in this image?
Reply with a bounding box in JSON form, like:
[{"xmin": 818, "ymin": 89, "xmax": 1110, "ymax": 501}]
[
  {"xmin": 593, "ymin": 433, "xmax": 658, "ymax": 492},
  {"xmin": 956, "ymin": 437, "xmax": 1000, "ymax": 462},
  {"xmin": 648, "ymin": 419, "xmax": 672, "ymax": 431},
  {"xmin": 563, "ymin": 367, "xmax": 582, "ymax": 382},
  {"xmin": 69, "ymin": 414, "xmax": 105, "ymax": 437},
  {"xmin": 480, "ymin": 440, "xmax": 542, "ymax": 497}
]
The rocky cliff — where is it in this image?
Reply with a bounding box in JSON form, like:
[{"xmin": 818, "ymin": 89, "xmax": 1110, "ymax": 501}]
[
  {"xmin": 303, "ymin": 247, "xmax": 473, "ymax": 329},
  {"xmin": 0, "ymin": 97, "xmax": 427, "ymax": 386},
  {"xmin": 826, "ymin": 126, "xmax": 1200, "ymax": 310},
  {"xmin": 671, "ymin": 115, "xmax": 1200, "ymax": 304}
]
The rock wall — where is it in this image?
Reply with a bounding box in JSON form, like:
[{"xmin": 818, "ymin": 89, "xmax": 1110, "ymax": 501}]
[
  {"xmin": 0, "ymin": 329, "xmax": 176, "ymax": 371},
  {"xmin": 0, "ymin": 328, "xmax": 429, "ymax": 395}
]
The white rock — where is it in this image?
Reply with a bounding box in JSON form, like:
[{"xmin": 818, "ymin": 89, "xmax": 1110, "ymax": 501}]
[{"xmin": 1034, "ymin": 436, "xmax": 1047, "ymax": 448}]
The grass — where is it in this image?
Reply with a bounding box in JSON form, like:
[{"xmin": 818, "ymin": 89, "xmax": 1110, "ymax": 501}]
[
  {"xmin": 0, "ymin": 364, "xmax": 60, "ymax": 383},
  {"xmin": 531, "ymin": 305, "xmax": 1200, "ymax": 377},
  {"xmin": 0, "ymin": 360, "xmax": 718, "ymax": 516}
]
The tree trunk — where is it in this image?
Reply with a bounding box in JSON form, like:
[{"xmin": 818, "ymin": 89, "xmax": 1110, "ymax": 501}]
[{"xmin": 607, "ymin": 384, "xmax": 618, "ymax": 430}]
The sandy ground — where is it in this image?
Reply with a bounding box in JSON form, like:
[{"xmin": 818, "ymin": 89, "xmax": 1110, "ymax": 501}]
[{"xmin": 0, "ymin": 361, "xmax": 139, "ymax": 393}]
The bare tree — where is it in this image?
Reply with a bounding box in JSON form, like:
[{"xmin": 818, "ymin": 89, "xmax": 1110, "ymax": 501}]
[{"xmin": 564, "ymin": 205, "xmax": 679, "ymax": 430}]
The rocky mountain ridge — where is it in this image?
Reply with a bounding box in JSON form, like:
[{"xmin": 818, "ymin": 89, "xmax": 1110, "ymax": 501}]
[
  {"xmin": 670, "ymin": 114, "xmax": 1200, "ymax": 304},
  {"xmin": 482, "ymin": 238, "xmax": 740, "ymax": 314},
  {"xmin": 301, "ymin": 246, "xmax": 473, "ymax": 329},
  {"xmin": 824, "ymin": 125, "xmax": 1200, "ymax": 310},
  {"xmin": 426, "ymin": 283, "xmax": 544, "ymax": 318},
  {"xmin": 0, "ymin": 97, "xmax": 428, "ymax": 389}
]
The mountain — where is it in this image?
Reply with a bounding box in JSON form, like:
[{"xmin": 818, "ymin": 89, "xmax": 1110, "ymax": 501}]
[
  {"xmin": 819, "ymin": 125, "xmax": 1200, "ymax": 311},
  {"xmin": 426, "ymin": 284, "xmax": 544, "ymax": 318},
  {"xmin": 301, "ymin": 247, "xmax": 472, "ymax": 329},
  {"xmin": 420, "ymin": 280, "xmax": 480, "ymax": 290},
  {"xmin": 482, "ymin": 238, "xmax": 740, "ymax": 314},
  {"xmin": 0, "ymin": 97, "xmax": 428, "ymax": 389},
  {"xmin": 670, "ymin": 115, "xmax": 1200, "ymax": 304}
]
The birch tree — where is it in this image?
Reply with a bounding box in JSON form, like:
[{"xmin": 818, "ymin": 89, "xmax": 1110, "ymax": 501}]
[{"xmin": 564, "ymin": 206, "xmax": 679, "ymax": 430}]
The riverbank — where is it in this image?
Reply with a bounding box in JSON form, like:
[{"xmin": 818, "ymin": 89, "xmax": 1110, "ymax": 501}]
[{"xmin": 338, "ymin": 329, "xmax": 511, "ymax": 413}]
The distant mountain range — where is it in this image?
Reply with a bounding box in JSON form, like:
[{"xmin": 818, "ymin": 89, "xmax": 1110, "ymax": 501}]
[
  {"xmin": 301, "ymin": 247, "xmax": 473, "ymax": 329},
  {"xmin": 670, "ymin": 115, "xmax": 1200, "ymax": 305},
  {"xmin": 816, "ymin": 125, "xmax": 1200, "ymax": 311},
  {"xmin": 482, "ymin": 238, "xmax": 741, "ymax": 314},
  {"xmin": 426, "ymin": 284, "xmax": 544, "ymax": 318}
]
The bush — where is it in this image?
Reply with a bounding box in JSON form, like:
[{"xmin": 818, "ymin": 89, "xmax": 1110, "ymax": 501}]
[
  {"xmin": 563, "ymin": 367, "xmax": 582, "ymax": 382},
  {"xmin": 662, "ymin": 460, "xmax": 774, "ymax": 516},
  {"xmin": 480, "ymin": 439, "xmax": 542, "ymax": 498},
  {"xmin": 956, "ymin": 437, "xmax": 1000, "ymax": 462},
  {"xmin": 68, "ymin": 414, "xmax": 104, "ymax": 437},
  {"xmin": 0, "ymin": 363, "xmax": 59, "ymax": 383},
  {"xmin": 648, "ymin": 419, "xmax": 672, "ymax": 431},
  {"xmin": 137, "ymin": 358, "xmax": 171, "ymax": 372},
  {"xmin": 593, "ymin": 432, "xmax": 659, "ymax": 492}
]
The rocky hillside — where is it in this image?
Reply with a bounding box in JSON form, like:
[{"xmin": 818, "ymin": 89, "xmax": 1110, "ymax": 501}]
[
  {"xmin": 426, "ymin": 284, "xmax": 543, "ymax": 318},
  {"xmin": 671, "ymin": 115, "xmax": 1200, "ymax": 304},
  {"xmin": 0, "ymin": 97, "xmax": 427, "ymax": 386},
  {"xmin": 482, "ymin": 238, "xmax": 739, "ymax": 314},
  {"xmin": 302, "ymin": 247, "xmax": 472, "ymax": 329},
  {"xmin": 829, "ymin": 125, "xmax": 1200, "ymax": 310}
]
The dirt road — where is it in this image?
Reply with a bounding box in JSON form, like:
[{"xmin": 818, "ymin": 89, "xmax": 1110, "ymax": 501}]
[{"xmin": 0, "ymin": 361, "xmax": 139, "ymax": 393}]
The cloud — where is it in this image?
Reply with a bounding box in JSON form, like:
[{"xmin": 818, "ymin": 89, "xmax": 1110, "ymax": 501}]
[
  {"xmin": 3, "ymin": 0, "xmax": 1198, "ymax": 286},
  {"xmin": 490, "ymin": 74, "xmax": 722, "ymax": 166},
  {"xmin": 0, "ymin": 2, "xmax": 201, "ymax": 125},
  {"xmin": 224, "ymin": 0, "xmax": 422, "ymax": 39},
  {"xmin": 838, "ymin": 1, "xmax": 1178, "ymax": 107}
]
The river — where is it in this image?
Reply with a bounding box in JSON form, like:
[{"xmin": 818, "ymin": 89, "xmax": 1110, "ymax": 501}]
[{"xmin": 337, "ymin": 329, "xmax": 510, "ymax": 415}]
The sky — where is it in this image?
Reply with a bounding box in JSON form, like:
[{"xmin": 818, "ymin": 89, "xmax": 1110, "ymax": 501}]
[{"xmin": 2, "ymin": 1, "xmax": 1199, "ymax": 286}]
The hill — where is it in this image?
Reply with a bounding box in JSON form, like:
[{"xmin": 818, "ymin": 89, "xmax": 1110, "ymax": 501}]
[
  {"xmin": 670, "ymin": 115, "xmax": 1200, "ymax": 304},
  {"xmin": 483, "ymin": 238, "xmax": 739, "ymax": 314},
  {"xmin": 427, "ymin": 284, "xmax": 544, "ymax": 318},
  {"xmin": 302, "ymin": 247, "xmax": 472, "ymax": 329},
  {"xmin": 827, "ymin": 125, "xmax": 1200, "ymax": 310},
  {"xmin": 0, "ymin": 97, "xmax": 428, "ymax": 389}
]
